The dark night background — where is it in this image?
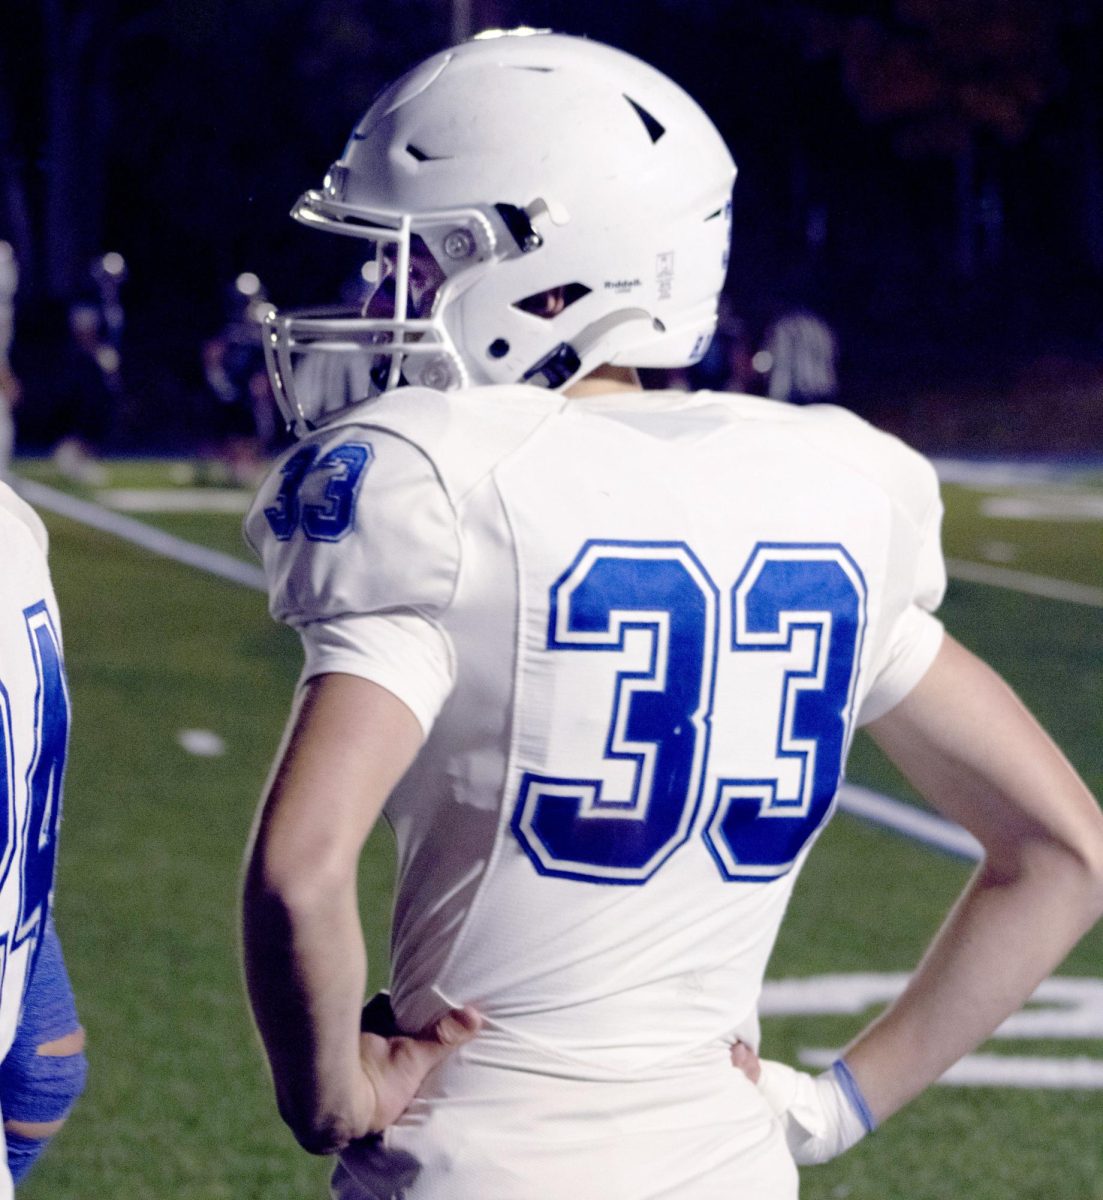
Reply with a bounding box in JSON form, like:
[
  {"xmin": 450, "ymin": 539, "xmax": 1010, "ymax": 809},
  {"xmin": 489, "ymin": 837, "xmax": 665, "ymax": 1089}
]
[{"xmin": 2, "ymin": 0, "xmax": 1102, "ymax": 456}]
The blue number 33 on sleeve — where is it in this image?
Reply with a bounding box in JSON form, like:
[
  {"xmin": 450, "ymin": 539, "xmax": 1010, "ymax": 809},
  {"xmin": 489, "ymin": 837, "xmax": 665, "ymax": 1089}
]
[
  {"xmin": 512, "ymin": 540, "xmax": 867, "ymax": 886},
  {"xmin": 264, "ymin": 443, "xmax": 373, "ymax": 542}
]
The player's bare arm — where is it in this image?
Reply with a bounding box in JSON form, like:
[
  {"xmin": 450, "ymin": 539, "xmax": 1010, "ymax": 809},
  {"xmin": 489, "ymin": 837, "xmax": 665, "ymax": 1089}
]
[
  {"xmin": 242, "ymin": 673, "xmax": 480, "ymax": 1154},
  {"xmin": 849, "ymin": 633, "xmax": 1103, "ymax": 1117},
  {"xmin": 753, "ymin": 633, "xmax": 1103, "ymax": 1162}
]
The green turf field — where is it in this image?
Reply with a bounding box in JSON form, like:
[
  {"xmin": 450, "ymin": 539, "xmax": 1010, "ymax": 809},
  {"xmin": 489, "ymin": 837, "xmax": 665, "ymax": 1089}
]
[{"xmin": 10, "ymin": 457, "xmax": 1103, "ymax": 1199}]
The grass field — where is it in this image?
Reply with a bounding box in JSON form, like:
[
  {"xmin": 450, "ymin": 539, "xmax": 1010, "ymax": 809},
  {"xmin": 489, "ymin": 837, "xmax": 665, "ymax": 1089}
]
[{"xmin": 9, "ymin": 455, "xmax": 1103, "ymax": 1199}]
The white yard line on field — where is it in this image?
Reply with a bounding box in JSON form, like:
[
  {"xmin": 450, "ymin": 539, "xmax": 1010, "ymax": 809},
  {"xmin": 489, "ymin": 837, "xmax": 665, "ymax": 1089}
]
[
  {"xmin": 946, "ymin": 557, "xmax": 1103, "ymax": 608},
  {"xmin": 836, "ymin": 782, "xmax": 982, "ymax": 860},
  {"xmin": 14, "ymin": 477, "xmax": 267, "ymax": 593},
  {"xmin": 98, "ymin": 487, "xmax": 254, "ymax": 514},
  {"xmin": 933, "ymin": 457, "xmax": 1103, "ymax": 488}
]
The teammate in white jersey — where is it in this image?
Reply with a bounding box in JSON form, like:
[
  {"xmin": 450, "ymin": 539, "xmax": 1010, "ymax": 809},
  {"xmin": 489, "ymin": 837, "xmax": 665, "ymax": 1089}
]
[
  {"xmin": 241, "ymin": 30, "xmax": 1103, "ymax": 1199},
  {"xmin": 0, "ymin": 485, "xmax": 86, "ymax": 1193}
]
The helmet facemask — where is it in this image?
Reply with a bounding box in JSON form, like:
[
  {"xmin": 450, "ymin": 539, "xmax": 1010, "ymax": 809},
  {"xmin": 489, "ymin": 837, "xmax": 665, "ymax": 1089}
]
[{"xmin": 264, "ymin": 206, "xmax": 501, "ymax": 433}]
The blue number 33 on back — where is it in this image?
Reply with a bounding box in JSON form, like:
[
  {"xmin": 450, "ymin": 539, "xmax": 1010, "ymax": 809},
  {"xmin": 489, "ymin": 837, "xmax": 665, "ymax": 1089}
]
[{"xmin": 512, "ymin": 540, "xmax": 867, "ymax": 886}]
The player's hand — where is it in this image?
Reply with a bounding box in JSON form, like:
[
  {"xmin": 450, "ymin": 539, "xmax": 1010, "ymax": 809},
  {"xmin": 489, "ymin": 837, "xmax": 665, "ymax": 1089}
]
[
  {"xmin": 730, "ymin": 1040, "xmax": 762, "ymax": 1083},
  {"xmin": 358, "ymin": 1004, "xmax": 483, "ymax": 1134},
  {"xmin": 754, "ymin": 1059, "xmax": 874, "ymax": 1166},
  {"xmin": 284, "ymin": 999, "xmax": 482, "ymax": 1155}
]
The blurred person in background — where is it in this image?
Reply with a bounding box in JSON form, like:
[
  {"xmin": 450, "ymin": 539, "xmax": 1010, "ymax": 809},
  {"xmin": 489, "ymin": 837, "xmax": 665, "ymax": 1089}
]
[
  {"xmin": 51, "ymin": 301, "xmax": 116, "ymax": 486},
  {"xmin": 241, "ymin": 30, "xmax": 1103, "ymax": 1200},
  {"xmin": 0, "ymin": 242, "xmax": 20, "ymax": 477},
  {"xmin": 90, "ymin": 252, "xmax": 126, "ymax": 357},
  {"xmin": 761, "ymin": 305, "xmax": 839, "ymax": 406},
  {"xmin": 51, "ymin": 253, "xmax": 129, "ymax": 486},
  {"xmin": 198, "ymin": 273, "xmax": 278, "ymax": 487}
]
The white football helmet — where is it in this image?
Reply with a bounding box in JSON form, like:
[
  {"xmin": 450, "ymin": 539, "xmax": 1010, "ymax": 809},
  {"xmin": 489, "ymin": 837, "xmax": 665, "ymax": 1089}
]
[{"xmin": 264, "ymin": 29, "xmax": 737, "ymax": 433}]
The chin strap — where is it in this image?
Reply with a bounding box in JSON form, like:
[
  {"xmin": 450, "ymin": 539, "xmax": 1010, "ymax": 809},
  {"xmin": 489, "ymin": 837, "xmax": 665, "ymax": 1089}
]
[{"xmin": 523, "ymin": 308, "xmax": 656, "ymax": 389}]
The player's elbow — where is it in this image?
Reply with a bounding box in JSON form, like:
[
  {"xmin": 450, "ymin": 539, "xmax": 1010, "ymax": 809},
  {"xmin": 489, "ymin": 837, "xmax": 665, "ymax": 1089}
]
[
  {"xmin": 279, "ymin": 1100, "xmax": 360, "ymax": 1157},
  {"xmin": 247, "ymin": 798, "xmax": 362, "ymax": 912},
  {"xmin": 1055, "ymin": 847, "xmax": 1103, "ymax": 943},
  {"xmin": 1067, "ymin": 827, "xmax": 1103, "ymax": 919},
  {"xmin": 998, "ymin": 817, "xmax": 1103, "ymax": 927},
  {"xmin": 1047, "ymin": 801, "xmax": 1103, "ymax": 897},
  {"xmin": 246, "ymin": 838, "xmax": 356, "ymax": 921},
  {"xmin": 1053, "ymin": 838, "xmax": 1103, "ymax": 918}
]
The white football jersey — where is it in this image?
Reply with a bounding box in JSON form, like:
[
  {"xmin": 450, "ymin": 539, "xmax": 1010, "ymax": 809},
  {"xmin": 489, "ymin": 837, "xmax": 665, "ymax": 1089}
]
[
  {"xmin": 247, "ymin": 386, "xmax": 945, "ymax": 1197},
  {"xmin": 0, "ymin": 484, "xmax": 69, "ymax": 1198}
]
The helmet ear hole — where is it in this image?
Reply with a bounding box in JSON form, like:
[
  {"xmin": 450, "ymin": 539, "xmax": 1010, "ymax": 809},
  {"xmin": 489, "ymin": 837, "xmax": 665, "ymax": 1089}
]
[
  {"xmin": 513, "ymin": 283, "xmax": 592, "ymax": 319},
  {"xmin": 488, "ymin": 339, "xmax": 510, "ymax": 358}
]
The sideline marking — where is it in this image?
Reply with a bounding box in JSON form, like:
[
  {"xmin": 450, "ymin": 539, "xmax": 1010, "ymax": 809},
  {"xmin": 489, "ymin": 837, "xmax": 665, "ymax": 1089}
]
[
  {"xmin": 177, "ymin": 728, "xmax": 227, "ymax": 757},
  {"xmin": 933, "ymin": 457, "xmax": 1103, "ymax": 487},
  {"xmin": 14, "ymin": 478, "xmax": 267, "ymax": 593},
  {"xmin": 763, "ymin": 973, "xmax": 1103, "ymax": 1089},
  {"xmin": 99, "ymin": 487, "xmax": 253, "ymax": 514},
  {"xmin": 980, "ymin": 492, "xmax": 1103, "ymax": 522},
  {"xmin": 946, "ymin": 558, "xmax": 1103, "ymax": 608},
  {"xmin": 836, "ymin": 783, "xmax": 981, "ymax": 860}
]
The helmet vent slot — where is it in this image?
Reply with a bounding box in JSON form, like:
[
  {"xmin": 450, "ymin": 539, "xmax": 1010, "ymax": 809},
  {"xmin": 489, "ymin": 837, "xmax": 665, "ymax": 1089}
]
[
  {"xmin": 406, "ymin": 143, "xmax": 446, "ymax": 162},
  {"xmin": 624, "ymin": 96, "xmax": 665, "ymax": 143},
  {"xmin": 513, "ymin": 283, "xmax": 592, "ymax": 318}
]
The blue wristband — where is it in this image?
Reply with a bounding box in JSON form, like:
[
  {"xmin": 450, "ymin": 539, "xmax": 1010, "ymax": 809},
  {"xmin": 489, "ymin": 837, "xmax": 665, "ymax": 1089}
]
[{"xmin": 831, "ymin": 1058, "xmax": 877, "ymax": 1134}]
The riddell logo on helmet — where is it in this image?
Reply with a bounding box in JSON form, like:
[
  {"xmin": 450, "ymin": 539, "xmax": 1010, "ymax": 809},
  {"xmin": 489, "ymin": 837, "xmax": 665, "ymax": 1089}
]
[{"xmin": 604, "ymin": 278, "xmax": 642, "ymax": 293}]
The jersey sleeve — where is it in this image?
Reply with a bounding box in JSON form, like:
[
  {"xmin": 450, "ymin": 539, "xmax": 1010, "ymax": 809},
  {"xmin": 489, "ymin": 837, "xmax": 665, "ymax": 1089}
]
[
  {"xmin": 856, "ymin": 449, "xmax": 947, "ymax": 725},
  {"xmin": 245, "ymin": 424, "xmax": 461, "ymax": 734},
  {"xmin": 0, "ymin": 485, "xmax": 57, "ymax": 639},
  {"xmin": 298, "ymin": 609, "xmax": 454, "ymax": 736},
  {"xmin": 0, "ymin": 483, "xmax": 49, "ymax": 559}
]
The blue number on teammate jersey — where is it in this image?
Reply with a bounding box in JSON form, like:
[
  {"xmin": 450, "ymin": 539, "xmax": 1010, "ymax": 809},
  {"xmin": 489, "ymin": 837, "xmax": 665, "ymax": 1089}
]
[
  {"xmin": 263, "ymin": 443, "xmax": 373, "ymax": 541},
  {"xmin": 18, "ymin": 603, "xmax": 69, "ymax": 945},
  {"xmin": 512, "ymin": 542, "xmax": 717, "ymax": 884},
  {"xmin": 511, "ymin": 541, "xmax": 866, "ymax": 885},
  {"xmin": 0, "ymin": 684, "xmax": 15, "ymax": 890},
  {"xmin": 0, "ymin": 604, "xmax": 70, "ymax": 950},
  {"xmin": 704, "ymin": 546, "xmax": 866, "ymax": 882}
]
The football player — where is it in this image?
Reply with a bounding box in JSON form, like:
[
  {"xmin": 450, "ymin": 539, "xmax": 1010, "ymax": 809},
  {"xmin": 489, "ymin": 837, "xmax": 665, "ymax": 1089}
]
[
  {"xmin": 241, "ymin": 30, "xmax": 1103, "ymax": 1198},
  {"xmin": 0, "ymin": 484, "xmax": 85, "ymax": 1193}
]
